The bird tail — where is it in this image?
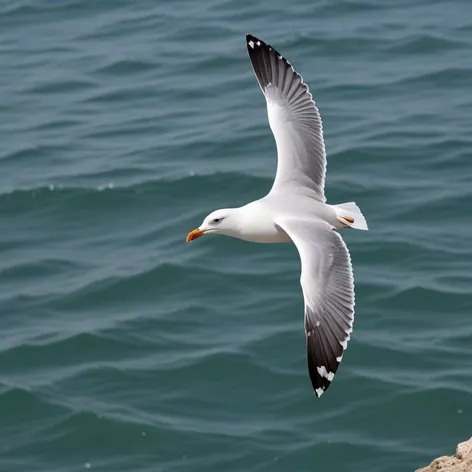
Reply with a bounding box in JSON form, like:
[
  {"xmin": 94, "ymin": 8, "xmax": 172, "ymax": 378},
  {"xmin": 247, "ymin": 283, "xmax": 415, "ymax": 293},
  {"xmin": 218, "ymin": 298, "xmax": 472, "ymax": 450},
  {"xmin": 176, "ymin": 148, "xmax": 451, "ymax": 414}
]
[{"xmin": 333, "ymin": 202, "xmax": 369, "ymax": 230}]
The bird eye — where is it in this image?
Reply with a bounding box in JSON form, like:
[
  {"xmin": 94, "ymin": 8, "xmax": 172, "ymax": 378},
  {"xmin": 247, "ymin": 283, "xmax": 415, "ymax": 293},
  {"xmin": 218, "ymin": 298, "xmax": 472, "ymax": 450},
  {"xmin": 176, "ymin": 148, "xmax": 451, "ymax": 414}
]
[{"xmin": 212, "ymin": 218, "xmax": 222, "ymax": 223}]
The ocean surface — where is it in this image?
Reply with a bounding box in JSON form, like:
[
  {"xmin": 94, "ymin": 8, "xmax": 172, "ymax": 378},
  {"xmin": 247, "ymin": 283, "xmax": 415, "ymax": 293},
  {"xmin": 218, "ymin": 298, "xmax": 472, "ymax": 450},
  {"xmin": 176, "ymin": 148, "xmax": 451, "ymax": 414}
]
[{"xmin": 1, "ymin": 1, "xmax": 472, "ymax": 471}]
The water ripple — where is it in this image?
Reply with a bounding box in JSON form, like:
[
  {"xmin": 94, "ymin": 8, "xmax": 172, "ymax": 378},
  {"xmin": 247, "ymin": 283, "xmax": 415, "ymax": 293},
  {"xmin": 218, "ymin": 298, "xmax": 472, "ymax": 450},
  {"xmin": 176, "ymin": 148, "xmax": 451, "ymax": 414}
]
[{"xmin": 1, "ymin": 1, "xmax": 472, "ymax": 471}]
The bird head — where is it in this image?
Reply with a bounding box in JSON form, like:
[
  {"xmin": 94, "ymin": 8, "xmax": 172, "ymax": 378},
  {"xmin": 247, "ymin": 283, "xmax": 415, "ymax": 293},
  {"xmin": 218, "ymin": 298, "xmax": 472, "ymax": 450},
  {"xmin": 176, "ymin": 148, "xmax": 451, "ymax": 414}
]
[{"xmin": 186, "ymin": 209, "xmax": 238, "ymax": 242}]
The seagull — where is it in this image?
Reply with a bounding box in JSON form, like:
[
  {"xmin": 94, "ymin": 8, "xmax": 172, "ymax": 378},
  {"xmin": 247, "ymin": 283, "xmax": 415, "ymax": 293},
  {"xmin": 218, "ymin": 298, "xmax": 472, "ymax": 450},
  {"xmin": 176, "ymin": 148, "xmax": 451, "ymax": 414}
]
[{"xmin": 187, "ymin": 34, "xmax": 368, "ymax": 397}]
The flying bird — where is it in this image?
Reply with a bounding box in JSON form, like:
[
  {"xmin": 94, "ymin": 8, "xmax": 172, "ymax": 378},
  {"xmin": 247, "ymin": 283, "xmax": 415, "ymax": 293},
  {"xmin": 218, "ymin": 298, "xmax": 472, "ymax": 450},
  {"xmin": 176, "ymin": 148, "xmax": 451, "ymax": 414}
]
[{"xmin": 187, "ymin": 34, "xmax": 368, "ymax": 397}]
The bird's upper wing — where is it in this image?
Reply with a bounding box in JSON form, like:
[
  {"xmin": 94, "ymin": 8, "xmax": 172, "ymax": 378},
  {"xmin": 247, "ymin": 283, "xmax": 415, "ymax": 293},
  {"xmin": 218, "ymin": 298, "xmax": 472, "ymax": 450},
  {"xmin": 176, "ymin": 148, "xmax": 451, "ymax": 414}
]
[
  {"xmin": 246, "ymin": 34, "xmax": 327, "ymax": 202},
  {"xmin": 277, "ymin": 218, "xmax": 355, "ymax": 397}
]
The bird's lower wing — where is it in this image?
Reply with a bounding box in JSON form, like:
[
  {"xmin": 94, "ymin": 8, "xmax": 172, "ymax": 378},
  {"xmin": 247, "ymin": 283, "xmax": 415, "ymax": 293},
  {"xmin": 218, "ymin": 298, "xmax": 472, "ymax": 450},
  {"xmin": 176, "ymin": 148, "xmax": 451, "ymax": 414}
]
[{"xmin": 277, "ymin": 218, "xmax": 355, "ymax": 397}]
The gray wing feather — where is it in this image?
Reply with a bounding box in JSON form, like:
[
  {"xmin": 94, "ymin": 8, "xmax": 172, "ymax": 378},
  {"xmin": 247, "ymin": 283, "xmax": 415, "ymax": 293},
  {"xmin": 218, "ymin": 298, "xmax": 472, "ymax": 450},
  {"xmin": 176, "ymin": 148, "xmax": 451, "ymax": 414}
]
[
  {"xmin": 246, "ymin": 34, "xmax": 327, "ymax": 201},
  {"xmin": 277, "ymin": 218, "xmax": 355, "ymax": 397}
]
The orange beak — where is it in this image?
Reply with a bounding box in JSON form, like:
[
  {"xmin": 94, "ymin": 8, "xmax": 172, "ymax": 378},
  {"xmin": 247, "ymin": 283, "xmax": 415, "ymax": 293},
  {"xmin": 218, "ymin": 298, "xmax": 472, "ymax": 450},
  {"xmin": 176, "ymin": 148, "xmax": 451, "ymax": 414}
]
[{"xmin": 186, "ymin": 228, "xmax": 205, "ymax": 243}]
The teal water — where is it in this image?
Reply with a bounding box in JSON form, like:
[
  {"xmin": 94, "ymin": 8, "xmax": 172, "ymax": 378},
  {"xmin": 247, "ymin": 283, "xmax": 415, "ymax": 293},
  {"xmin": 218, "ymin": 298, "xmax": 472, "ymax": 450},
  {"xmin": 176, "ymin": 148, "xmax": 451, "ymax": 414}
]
[{"xmin": 1, "ymin": 1, "xmax": 472, "ymax": 471}]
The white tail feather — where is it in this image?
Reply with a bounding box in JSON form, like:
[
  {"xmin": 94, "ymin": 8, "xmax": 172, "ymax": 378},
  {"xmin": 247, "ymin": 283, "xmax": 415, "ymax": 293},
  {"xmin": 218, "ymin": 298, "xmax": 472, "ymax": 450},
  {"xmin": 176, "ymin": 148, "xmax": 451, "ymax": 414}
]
[{"xmin": 333, "ymin": 202, "xmax": 368, "ymax": 231}]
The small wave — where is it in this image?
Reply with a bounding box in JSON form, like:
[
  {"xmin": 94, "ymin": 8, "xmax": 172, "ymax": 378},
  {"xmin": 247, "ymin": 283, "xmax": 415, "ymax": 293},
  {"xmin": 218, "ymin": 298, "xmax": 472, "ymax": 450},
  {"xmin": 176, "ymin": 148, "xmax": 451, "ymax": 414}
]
[
  {"xmin": 385, "ymin": 284, "xmax": 471, "ymax": 308},
  {"xmin": 0, "ymin": 144, "xmax": 57, "ymax": 163},
  {"xmin": 0, "ymin": 331, "xmax": 146, "ymax": 373},
  {"xmin": 395, "ymin": 66, "xmax": 472, "ymax": 88},
  {"xmin": 0, "ymin": 258, "xmax": 83, "ymax": 281},
  {"xmin": 24, "ymin": 78, "xmax": 96, "ymax": 95},
  {"xmin": 0, "ymin": 3, "xmax": 43, "ymax": 17},
  {"xmin": 0, "ymin": 384, "xmax": 67, "ymax": 434},
  {"xmin": 0, "ymin": 170, "xmax": 271, "ymax": 199},
  {"xmin": 94, "ymin": 58, "xmax": 156, "ymax": 76},
  {"xmin": 83, "ymin": 84, "xmax": 158, "ymax": 105},
  {"xmin": 382, "ymin": 33, "xmax": 466, "ymax": 54}
]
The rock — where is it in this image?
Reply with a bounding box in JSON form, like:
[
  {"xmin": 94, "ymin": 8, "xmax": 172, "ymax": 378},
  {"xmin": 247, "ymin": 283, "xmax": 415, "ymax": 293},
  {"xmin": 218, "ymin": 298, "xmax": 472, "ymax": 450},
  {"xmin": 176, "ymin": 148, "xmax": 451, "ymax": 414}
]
[{"xmin": 416, "ymin": 438, "xmax": 472, "ymax": 471}]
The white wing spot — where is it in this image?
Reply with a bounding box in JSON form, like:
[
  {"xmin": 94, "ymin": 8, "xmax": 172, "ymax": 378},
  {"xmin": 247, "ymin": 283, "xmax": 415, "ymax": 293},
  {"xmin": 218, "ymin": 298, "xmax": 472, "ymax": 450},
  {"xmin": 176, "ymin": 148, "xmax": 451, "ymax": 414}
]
[
  {"xmin": 315, "ymin": 387, "xmax": 324, "ymax": 397},
  {"xmin": 256, "ymin": 40, "xmax": 261, "ymax": 46},
  {"xmin": 315, "ymin": 321, "xmax": 320, "ymax": 327},
  {"xmin": 340, "ymin": 339, "xmax": 348, "ymax": 350},
  {"xmin": 248, "ymin": 40, "xmax": 255, "ymax": 49},
  {"xmin": 336, "ymin": 354, "xmax": 343, "ymax": 362},
  {"xmin": 317, "ymin": 365, "xmax": 335, "ymax": 382}
]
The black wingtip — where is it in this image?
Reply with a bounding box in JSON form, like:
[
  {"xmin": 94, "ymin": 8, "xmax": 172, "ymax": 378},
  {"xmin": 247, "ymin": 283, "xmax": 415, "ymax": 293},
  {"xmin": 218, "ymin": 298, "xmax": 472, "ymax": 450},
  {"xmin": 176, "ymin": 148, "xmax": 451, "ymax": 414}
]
[
  {"xmin": 307, "ymin": 335, "xmax": 333, "ymax": 398},
  {"xmin": 246, "ymin": 34, "xmax": 272, "ymax": 50},
  {"xmin": 245, "ymin": 34, "xmax": 284, "ymax": 62},
  {"xmin": 246, "ymin": 34, "xmax": 261, "ymax": 49},
  {"xmin": 306, "ymin": 318, "xmax": 349, "ymax": 399}
]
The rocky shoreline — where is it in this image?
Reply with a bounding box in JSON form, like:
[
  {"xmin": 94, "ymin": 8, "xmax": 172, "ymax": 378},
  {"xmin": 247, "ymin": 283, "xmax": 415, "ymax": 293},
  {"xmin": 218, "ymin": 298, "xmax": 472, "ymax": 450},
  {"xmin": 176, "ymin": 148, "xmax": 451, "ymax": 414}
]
[{"xmin": 416, "ymin": 437, "xmax": 472, "ymax": 471}]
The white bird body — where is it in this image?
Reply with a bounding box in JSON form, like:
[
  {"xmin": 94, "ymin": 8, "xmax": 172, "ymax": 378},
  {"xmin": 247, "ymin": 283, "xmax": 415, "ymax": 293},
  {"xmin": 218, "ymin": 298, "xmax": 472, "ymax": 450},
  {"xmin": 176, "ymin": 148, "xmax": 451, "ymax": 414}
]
[
  {"xmin": 228, "ymin": 197, "xmax": 336, "ymax": 244},
  {"xmin": 187, "ymin": 35, "xmax": 368, "ymax": 397},
  {"xmin": 222, "ymin": 200, "xmax": 292, "ymax": 243}
]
